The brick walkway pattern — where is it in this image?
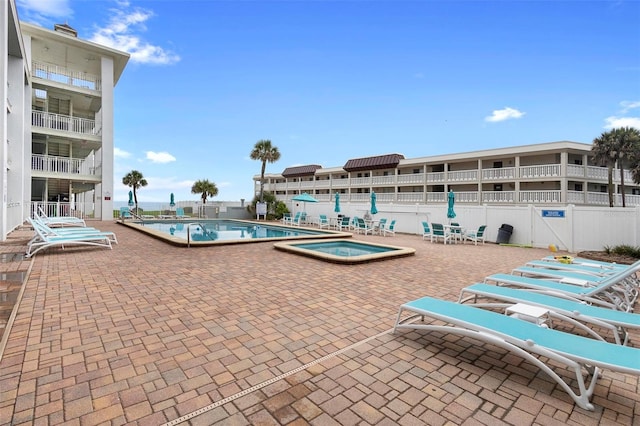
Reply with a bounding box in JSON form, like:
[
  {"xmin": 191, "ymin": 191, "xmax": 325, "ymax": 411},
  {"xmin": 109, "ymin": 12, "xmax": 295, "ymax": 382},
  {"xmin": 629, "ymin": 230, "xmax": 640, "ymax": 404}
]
[{"xmin": 0, "ymin": 221, "xmax": 638, "ymax": 425}]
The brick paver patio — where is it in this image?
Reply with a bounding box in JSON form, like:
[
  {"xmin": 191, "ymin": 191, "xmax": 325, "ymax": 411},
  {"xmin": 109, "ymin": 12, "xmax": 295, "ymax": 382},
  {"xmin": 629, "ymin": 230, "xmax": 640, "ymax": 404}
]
[{"xmin": 0, "ymin": 221, "xmax": 638, "ymax": 425}]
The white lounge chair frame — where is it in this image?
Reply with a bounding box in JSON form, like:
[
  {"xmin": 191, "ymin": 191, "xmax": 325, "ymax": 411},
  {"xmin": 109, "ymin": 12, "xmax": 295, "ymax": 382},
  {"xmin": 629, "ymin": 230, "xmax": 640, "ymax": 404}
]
[
  {"xmin": 485, "ymin": 270, "xmax": 639, "ymax": 312},
  {"xmin": 540, "ymin": 256, "xmax": 632, "ymax": 271},
  {"xmin": 26, "ymin": 219, "xmax": 112, "ymax": 258},
  {"xmin": 30, "ymin": 217, "xmax": 118, "ymax": 245},
  {"xmin": 459, "ymin": 283, "xmax": 640, "ymax": 345},
  {"xmin": 36, "ymin": 207, "xmax": 86, "ymax": 227},
  {"xmin": 394, "ymin": 296, "xmax": 640, "ymax": 410}
]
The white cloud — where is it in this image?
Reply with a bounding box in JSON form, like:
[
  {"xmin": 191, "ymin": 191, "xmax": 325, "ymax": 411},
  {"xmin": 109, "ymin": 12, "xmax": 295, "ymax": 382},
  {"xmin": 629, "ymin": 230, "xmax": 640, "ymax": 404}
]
[
  {"xmin": 603, "ymin": 116, "xmax": 640, "ymax": 130},
  {"xmin": 17, "ymin": 0, "xmax": 72, "ymax": 22},
  {"xmin": 90, "ymin": 5, "xmax": 180, "ymax": 65},
  {"xmin": 485, "ymin": 107, "xmax": 525, "ymax": 123},
  {"xmin": 144, "ymin": 176, "xmax": 193, "ymax": 190},
  {"xmin": 114, "ymin": 147, "xmax": 132, "ymax": 158},
  {"xmin": 620, "ymin": 101, "xmax": 640, "ymax": 113},
  {"xmin": 146, "ymin": 151, "xmax": 176, "ymax": 163}
]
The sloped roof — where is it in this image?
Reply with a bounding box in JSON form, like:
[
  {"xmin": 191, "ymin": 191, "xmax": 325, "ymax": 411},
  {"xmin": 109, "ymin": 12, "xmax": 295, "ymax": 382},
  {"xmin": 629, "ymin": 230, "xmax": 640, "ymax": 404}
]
[
  {"xmin": 282, "ymin": 165, "xmax": 322, "ymax": 178},
  {"xmin": 343, "ymin": 154, "xmax": 405, "ymax": 172}
]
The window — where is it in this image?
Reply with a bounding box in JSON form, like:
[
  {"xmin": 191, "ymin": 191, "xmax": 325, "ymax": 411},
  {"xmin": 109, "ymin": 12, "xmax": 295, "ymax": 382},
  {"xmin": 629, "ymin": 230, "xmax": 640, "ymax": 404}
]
[
  {"xmin": 494, "ymin": 184, "xmax": 503, "ymax": 191},
  {"xmin": 574, "ymin": 183, "xmax": 583, "ymax": 191},
  {"xmin": 493, "ymin": 161, "xmax": 503, "ymax": 169}
]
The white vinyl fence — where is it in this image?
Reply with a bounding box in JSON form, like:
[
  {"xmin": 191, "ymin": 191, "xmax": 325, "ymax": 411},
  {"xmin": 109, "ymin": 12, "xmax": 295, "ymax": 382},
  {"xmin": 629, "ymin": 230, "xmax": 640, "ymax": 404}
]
[{"xmin": 292, "ymin": 201, "xmax": 640, "ymax": 253}]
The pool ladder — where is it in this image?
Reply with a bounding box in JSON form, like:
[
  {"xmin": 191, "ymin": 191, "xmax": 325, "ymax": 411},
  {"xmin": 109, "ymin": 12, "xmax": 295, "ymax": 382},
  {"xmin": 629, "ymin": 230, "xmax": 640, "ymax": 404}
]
[{"xmin": 186, "ymin": 222, "xmax": 214, "ymax": 247}]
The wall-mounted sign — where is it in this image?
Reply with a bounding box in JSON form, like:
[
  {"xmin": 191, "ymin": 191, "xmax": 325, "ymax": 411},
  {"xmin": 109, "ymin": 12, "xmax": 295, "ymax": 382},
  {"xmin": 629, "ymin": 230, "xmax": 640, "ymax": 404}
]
[{"xmin": 542, "ymin": 210, "xmax": 565, "ymax": 218}]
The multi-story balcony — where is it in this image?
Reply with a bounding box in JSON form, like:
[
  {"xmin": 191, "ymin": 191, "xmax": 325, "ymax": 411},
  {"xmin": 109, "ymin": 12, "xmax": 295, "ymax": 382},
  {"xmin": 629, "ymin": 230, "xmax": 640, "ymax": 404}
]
[
  {"xmin": 32, "ymin": 61, "xmax": 101, "ymax": 92},
  {"xmin": 32, "ymin": 110, "xmax": 101, "ymax": 137},
  {"xmin": 31, "ymin": 154, "xmax": 101, "ymax": 180},
  {"xmin": 259, "ymin": 161, "xmax": 639, "ymax": 206}
]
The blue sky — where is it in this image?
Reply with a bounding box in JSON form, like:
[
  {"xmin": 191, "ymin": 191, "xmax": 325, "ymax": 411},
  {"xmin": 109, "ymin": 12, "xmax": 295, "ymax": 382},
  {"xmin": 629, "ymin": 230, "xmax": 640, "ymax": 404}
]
[{"xmin": 17, "ymin": 0, "xmax": 640, "ymax": 203}]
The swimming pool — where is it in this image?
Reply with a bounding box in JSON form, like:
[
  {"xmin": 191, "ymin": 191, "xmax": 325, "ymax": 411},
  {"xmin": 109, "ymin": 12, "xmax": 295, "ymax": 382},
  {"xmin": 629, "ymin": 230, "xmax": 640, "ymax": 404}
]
[
  {"xmin": 119, "ymin": 219, "xmax": 349, "ymax": 246},
  {"xmin": 274, "ymin": 239, "xmax": 416, "ymax": 264}
]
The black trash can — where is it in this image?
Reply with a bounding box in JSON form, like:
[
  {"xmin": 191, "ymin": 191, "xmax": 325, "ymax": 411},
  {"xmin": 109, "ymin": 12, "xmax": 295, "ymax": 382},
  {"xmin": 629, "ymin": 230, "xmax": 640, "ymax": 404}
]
[{"xmin": 496, "ymin": 224, "xmax": 513, "ymax": 244}]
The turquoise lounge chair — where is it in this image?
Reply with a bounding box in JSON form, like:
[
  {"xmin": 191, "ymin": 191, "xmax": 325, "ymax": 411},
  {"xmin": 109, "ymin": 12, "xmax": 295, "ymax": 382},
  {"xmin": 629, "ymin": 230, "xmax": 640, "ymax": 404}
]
[
  {"xmin": 26, "ymin": 218, "xmax": 113, "ymax": 258},
  {"xmin": 120, "ymin": 207, "xmax": 133, "ymax": 219},
  {"xmin": 484, "ymin": 267, "xmax": 640, "ymax": 312},
  {"xmin": 512, "ymin": 266, "xmax": 608, "ymax": 284},
  {"xmin": 540, "ymin": 256, "xmax": 630, "ymax": 271},
  {"xmin": 36, "ymin": 207, "xmax": 86, "ymax": 227},
  {"xmin": 524, "ymin": 260, "xmax": 621, "ymax": 277},
  {"xmin": 176, "ymin": 207, "xmax": 190, "ymax": 219},
  {"xmin": 30, "ymin": 217, "xmax": 117, "ymax": 244},
  {"xmin": 459, "ymin": 283, "xmax": 640, "ymax": 345},
  {"xmin": 394, "ymin": 296, "xmax": 640, "ymax": 410}
]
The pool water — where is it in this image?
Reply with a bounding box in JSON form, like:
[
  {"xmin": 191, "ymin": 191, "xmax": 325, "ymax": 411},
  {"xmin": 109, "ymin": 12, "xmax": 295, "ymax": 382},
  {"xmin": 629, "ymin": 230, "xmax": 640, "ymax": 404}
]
[
  {"xmin": 295, "ymin": 241, "xmax": 394, "ymax": 256},
  {"xmin": 274, "ymin": 239, "xmax": 415, "ymax": 264},
  {"xmin": 138, "ymin": 220, "xmax": 330, "ymax": 241}
]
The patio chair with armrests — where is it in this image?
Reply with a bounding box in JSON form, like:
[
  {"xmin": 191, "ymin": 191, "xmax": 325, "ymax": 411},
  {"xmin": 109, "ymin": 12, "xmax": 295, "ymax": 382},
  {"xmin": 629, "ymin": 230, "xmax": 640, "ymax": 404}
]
[
  {"xmin": 421, "ymin": 221, "xmax": 432, "ymax": 241},
  {"xmin": 463, "ymin": 225, "xmax": 486, "ymax": 245},
  {"xmin": 374, "ymin": 218, "xmax": 387, "ymax": 235},
  {"xmin": 431, "ymin": 223, "xmax": 451, "ymax": 244},
  {"xmin": 317, "ymin": 214, "xmax": 331, "ymax": 229},
  {"xmin": 383, "ymin": 219, "xmax": 396, "ymax": 236}
]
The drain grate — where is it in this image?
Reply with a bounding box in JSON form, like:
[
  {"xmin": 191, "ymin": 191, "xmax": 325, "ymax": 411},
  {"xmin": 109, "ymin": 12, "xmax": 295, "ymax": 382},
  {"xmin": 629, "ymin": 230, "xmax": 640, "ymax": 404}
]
[{"xmin": 0, "ymin": 253, "xmax": 25, "ymax": 263}]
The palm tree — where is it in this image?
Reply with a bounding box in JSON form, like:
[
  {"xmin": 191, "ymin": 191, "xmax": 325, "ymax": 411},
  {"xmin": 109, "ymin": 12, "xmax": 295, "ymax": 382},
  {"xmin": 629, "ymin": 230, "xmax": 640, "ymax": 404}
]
[
  {"xmin": 122, "ymin": 170, "xmax": 147, "ymax": 212},
  {"xmin": 250, "ymin": 139, "xmax": 281, "ymax": 202},
  {"xmin": 611, "ymin": 127, "xmax": 640, "ymax": 207},
  {"xmin": 191, "ymin": 179, "xmax": 218, "ymax": 205},
  {"xmin": 630, "ymin": 140, "xmax": 640, "ymax": 186},
  {"xmin": 591, "ymin": 131, "xmax": 616, "ymax": 207}
]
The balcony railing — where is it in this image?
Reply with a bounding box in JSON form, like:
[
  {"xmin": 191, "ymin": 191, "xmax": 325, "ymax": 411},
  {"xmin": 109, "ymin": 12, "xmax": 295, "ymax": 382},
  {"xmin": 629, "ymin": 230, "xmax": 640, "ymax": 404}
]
[
  {"xmin": 397, "ymin": 173, "xmax": 425, "ymax": 184},
  {"xmin": 482, "ymin": 191, "xmax": 515, "ymax": 203},
  {"xmin": 426, "ymin": 172, "xmax": 445, "ymax": 183},
  {"xmin": 32, "ymin": 110, "xmax": 101, "ymax": 136},
  {"xmin": 32, "ymin": 61, "xmax": 101, "ymax": 91},
  {"xmin": 371, "ymin": 175, "xmax": 395, "ymax": 185},
  {"xmin": 31, "ymin": 154, "xmax": 99, "ymax": 176},
  {"xmin": 350, "ymin": 177, "xmax": 371, "ymax": 186},
  {"xmin": 261, "ymin": 163, "xmax": 638, "ymax": 201},
  {"xmin": 448, "ymin": 170, "xmax": 478, "ymax": 181},
  {"xmin": 519, "ymin": 190, "xmax": 561, "ymax": 203},
  {"xmin": 482, "ymin": 167, "xmax": 516, "ymax": 180},
  {"xmin": 520, "ymin": 164, "xmax": 560, "ymax": 178},
  {"xmin": 397, "ymin": 192, "xmax": 424, "ymax": 203}
]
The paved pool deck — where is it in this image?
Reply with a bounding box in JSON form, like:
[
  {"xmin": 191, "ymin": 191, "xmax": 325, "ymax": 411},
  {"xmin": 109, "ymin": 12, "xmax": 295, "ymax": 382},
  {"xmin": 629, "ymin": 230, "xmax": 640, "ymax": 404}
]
[{"xmin": 0, "ymin": 221, "xmax": 638, "ymax": 425}]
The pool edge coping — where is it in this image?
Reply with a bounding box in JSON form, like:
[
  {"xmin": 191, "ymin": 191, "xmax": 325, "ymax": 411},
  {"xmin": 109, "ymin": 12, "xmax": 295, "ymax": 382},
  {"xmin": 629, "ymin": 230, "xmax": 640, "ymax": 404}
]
[
  {"xmin": 116, "ymin": 219, "xmax": 353, "ymax": 246},
  {"xmin": 273, "ymin": 238, "xmax": 416, "ymax": 264}
]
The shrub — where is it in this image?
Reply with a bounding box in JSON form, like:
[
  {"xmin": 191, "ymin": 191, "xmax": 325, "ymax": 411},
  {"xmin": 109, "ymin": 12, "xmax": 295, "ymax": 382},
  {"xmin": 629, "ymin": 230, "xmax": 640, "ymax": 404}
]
[{"xmin": 603, "ymin": 244, "xmax": 640, "ymax": 259}]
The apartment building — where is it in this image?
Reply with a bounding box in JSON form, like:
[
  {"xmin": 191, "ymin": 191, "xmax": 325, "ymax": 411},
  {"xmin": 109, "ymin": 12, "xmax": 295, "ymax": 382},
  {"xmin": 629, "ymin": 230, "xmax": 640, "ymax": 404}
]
[
  {"xmin": 255, "ymin": 141, "xmax": 640, "ymax": 207},
  {"xmin": 0, "ymin": 0, "xmax": 129, "ymax": 240}
]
